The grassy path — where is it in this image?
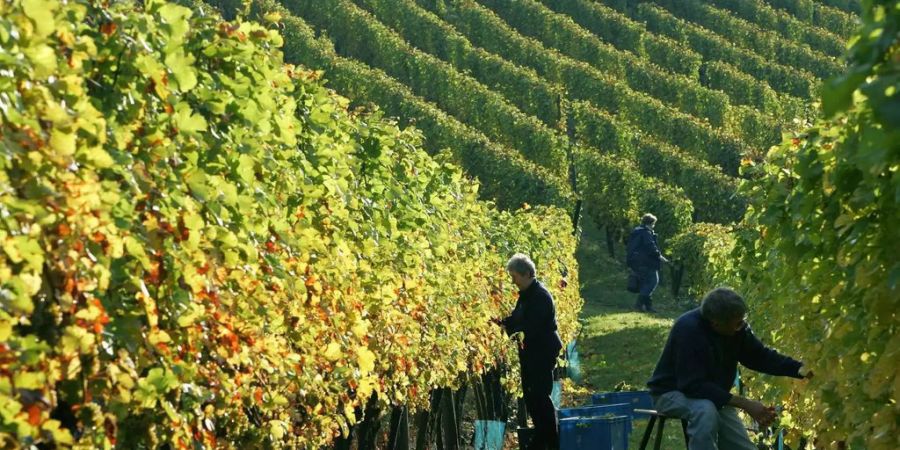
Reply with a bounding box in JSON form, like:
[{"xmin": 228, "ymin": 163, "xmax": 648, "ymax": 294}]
[{"xmin": 562, "ymin": 218, "xmax": 692, "ymax": 447}]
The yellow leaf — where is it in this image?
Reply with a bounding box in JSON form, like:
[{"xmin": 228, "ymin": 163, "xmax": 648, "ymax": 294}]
[
  {"xmin": 149, "ymin": 330, "xmax": 171, "ymax": 345},
  {"xmin": 357, "ymin": 347, "xmax": 376, "ymax": 374},
  {"xmin": 49, "ymin": 129, "xmax": 75, "ymax": 156},
  {"xmin": 344, "ymin": 404, "xmax": 357, "ymax": 425},
  {"xmin": 25, "ymin": 44, "xmax": 57, "ymax": 79},
  {"xmin": 324, "ymin": 342, "xmax": 341, "ymax": 361},
  {"xmin": 22, "ymin": 0, "xmax": 58, "ymax": 38},
  {"xmin": 20, "ymin": 273, "xmax": 42, "ymax": 296},
  {"xmin": 351, "ymin": 320, "xmax": 368, "ymax": 339},
  {"xmin": 269, "ymin": 421, "xmax": 286, "ymax": 440},
  {"xmin": 84, "ymin": 146, "xmax": 114, "ymax": 168},
  {"xmin": 357, "ymin": 376, "xmax": 376, "ymax": 399},
  {"xmin": 0, "ymin": 319, "xmax": 10, "ymax": 341}
]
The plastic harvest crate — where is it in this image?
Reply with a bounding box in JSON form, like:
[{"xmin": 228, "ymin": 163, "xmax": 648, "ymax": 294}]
[
  {"xmin": 591, "ymin": 391, "xmax": 654, "ymax": 419},
  {"xmin": 557, "ymin": 403, "xmax": 633, "ymax": 434},
  {"xmin": 559, "ymin": 415, "xmax": 629, "ymax": 450}
]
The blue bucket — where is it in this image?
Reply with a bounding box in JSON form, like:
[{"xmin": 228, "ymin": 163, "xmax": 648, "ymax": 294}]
[
  {"xmin": 559, "ymin": 415, "xmax": 629, "ymax": 450},
  {"xmin": 592, "ymin": 391, "xmax": 654, "ymax": 419}
]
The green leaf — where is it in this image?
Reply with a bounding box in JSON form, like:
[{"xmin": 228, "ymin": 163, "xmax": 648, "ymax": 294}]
[
  {"xmin": 237, "ymin": 154, "xmax": 256, "ymax": 183},
  {"xmin": 174, "ymin": 102, "xmax": 207, "ymax": 133},
  {"xmin": 84, "ymin": 146, "xmax": 114, "ymax": 168},
  {"xmin": 21, "ymin": 0, "xmax": 57, "ymax": 38},
  {"xmin": 24, "ymin": 44, "xmax": 57, "ymax": 79},
  {"xmin": 49, "ymin": 128, "xmax": 75, "ymax": 156},
  {"xmin": 186, "ymin": 171, "xmax": 212, "ymax": 201},
  {"xmin": 123, "ymin": 236, "xmax": 151, "ymax": 269},
  {"xmin": 157, "ymin": 4, "xmax": 192, "ymax": 43},
  {"xmin": 165, "ymin": 49, "xmax": 197, "ymax": 92},
  {"xmin": 821, "ymin": 68, "xmax": 868, "ymax": 118}
]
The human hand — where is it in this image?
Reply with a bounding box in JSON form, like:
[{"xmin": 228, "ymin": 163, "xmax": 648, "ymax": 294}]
[
  {"xmin": 744, "ymin": 400, "xmax": 777, "ymax": 427},
  {"xmin": 489, "ymin": 317, "xmax": 503, "ymax": 326},
  {"xmin": 799, "ymin": 365, "xmax": 814, "ymax": 379}
]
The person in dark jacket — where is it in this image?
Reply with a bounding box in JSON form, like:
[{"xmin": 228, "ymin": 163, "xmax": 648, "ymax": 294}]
[
  {"xmin": 493, "ymin": 253, "xmax": 563, "ymax": 450},
  {"xmin": 626, "ymin": 213, "xmax": 668, "ymax": 312},
  {"xmin": 647, "ymin": 288, "xmax": 812, "ymax": 450}
]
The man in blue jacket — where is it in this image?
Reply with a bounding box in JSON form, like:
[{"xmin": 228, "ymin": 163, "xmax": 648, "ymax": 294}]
[
  {"xmin": 494, "ymin": 253, "xmax": 563, "ymax": 450},
  {"xmin": 627, "ymin": 213, "xmax": 668, "ymax": 312},
  {"xmin": 647, "ymin": 288, "xmax": 812, "ymax": 450}
]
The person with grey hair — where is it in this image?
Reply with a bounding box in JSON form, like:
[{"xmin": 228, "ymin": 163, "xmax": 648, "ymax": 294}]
[
  {"xmin": 626, "ymin": 213, "xmax": 669, "ymax": 312},
  {"xmin": 491, "ymin": 253, "xmax": 563, "ymax": 450},
  {"xmin": 646, "ymin": 288, "xmax": 812, "ymax": 450}
]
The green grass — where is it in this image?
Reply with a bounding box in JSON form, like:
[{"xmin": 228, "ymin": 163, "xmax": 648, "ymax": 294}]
[{"xmin": 562, "ymin": 218, "xmax": 695, "ymax": 447}]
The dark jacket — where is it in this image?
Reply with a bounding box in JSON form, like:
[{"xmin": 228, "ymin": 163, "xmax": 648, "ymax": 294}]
[
  {"xmin": 647, "ymin": 308, "xmax": 803, "ymax": 408},
  {"xmin": 627, "ymin": 225, "xmax": 662, "ymax": 271},
  {"xmin": 501, "ymin": 280, "xmax": 563, "ymax": 365}
]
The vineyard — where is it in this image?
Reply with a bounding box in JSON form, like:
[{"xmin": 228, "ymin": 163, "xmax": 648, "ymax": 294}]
[{"xmin": 0, "ymin": 0, "xmax": 896, "ymax": 448}]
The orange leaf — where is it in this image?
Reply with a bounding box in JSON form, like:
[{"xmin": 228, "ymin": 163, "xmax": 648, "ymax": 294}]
[
  {"xmin": 27, "ymin": 404, "xmax": 41, "ymax": 426},
  {"xmin": 254, "ymin": 388, "xmax": 263, "ymax": 404},
  {"xmin": 100, "ymin": 22, "xmax": 117, "ymax": 36}
]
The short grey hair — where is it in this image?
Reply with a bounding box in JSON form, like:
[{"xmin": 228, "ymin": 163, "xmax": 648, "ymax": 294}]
[
  {"xmin": 701, "ymin": 287, "xmax": 747, "ymax": 321},
  {"xmin": 641, "ymin": 213, "xmax": 658, "ymax": 226},
  {"xmin": 506, "ymin": 253, "xmax": 536, "ymax": 277}
]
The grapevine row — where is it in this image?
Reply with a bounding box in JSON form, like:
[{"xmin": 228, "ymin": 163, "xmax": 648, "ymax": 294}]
[
  {"xmin": 285, "ymin": 0, "xmax": 571, "ymax": 176},
  {"xmin": 476, "ymin": 0, "xmax": 784, "ymax": 150},
  {"xmin": 256, "ymin": 0, "xmax": 698, "ymax": 238},
  {"xmin": 273, "ymin": 4, "xmax": 572, "ymax": 210},
  {"xmin": 418, "ymin": 0, "xmax": 754, "ymax": 174},
  {"xmin": 570, "ymin": 103, "xmax": 745, "ymax": 224},
  {"xmin": 626, "ymin": 3, "xmax": 820, "ymax": 99},
  {"xmin": 536, "ymin": 0, "xmax": 809, "ymax": 123},
  {"xmin": 0, "ymin": 1, "xmax": 587, "ymax": 448},
  {"xmin": 762, "ymin": 0, "xmax": 860, "ymax": 38},
  {"xmin": 699, "ymin": 0, "xmax": 848, "ymax": 56},
  {"xmin": 349, "ymin": 0, "xmax": 742, "ymax": 223},
  {"xmin": 557, "ymin": 0, "xmax": 842, "ymax": 81}
]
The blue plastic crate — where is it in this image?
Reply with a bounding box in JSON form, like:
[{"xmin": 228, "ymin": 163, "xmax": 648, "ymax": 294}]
[
  {"xmin": 557, "ymin": 403, "xmax": 633, "ymax": 434},
  {"xmin": 559, "ymin": 415, "xmax": 629, "ymax": 450},
  {"xmin": 591, "ymin": 391, "xmax": 654, "ymax": 419}
]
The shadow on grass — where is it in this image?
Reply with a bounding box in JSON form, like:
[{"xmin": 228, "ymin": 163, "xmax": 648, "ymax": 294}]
[{"xmin": 579, "ymin": 325, "xmax": 670, "ymax": 393}]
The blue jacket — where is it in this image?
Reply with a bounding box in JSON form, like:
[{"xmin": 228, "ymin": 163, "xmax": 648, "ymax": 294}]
[
  {"xmin": 627, "ymin": 225, "xmax": 662, "ymax": 271},
  {"xmin": 647, "ymin": 309, "xmax": 803, "ymax": 408}
]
